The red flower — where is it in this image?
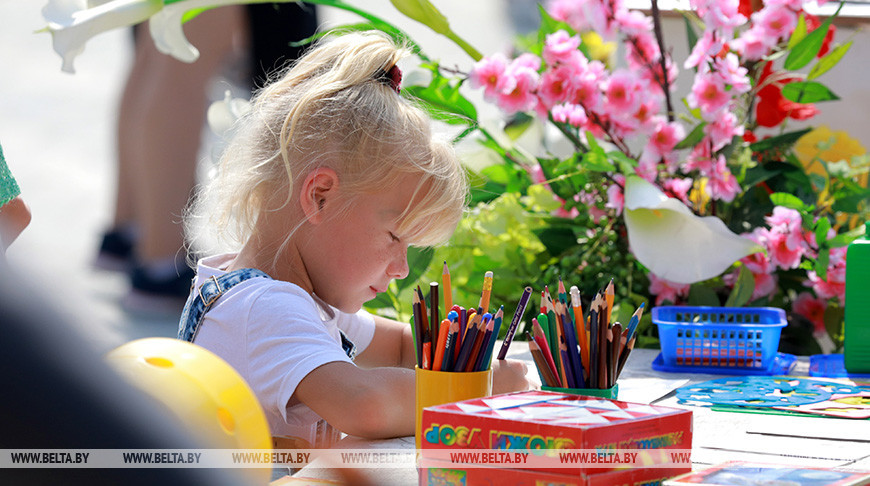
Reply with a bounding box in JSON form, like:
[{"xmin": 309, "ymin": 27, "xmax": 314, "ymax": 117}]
[{"xmin": 755, "ymin": 62, "xmax": 819, "ymax": 128}]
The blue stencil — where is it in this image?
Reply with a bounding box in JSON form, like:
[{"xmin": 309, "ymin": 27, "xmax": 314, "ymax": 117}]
[{"xmin": 675, "ymin": 376, "xmax": 863, "ymax": 407}]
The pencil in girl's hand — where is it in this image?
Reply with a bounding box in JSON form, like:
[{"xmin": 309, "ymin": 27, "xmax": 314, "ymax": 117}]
[
  {"xmin": 432, "ymin": 318, "xmax": 450, "ymax": 371},
  {"xmin": 481, "ymin": 306, "xmax": 503, "ymax": 369},
  {"xmin": 605, "ymin": 278, "xmax": 615, "ymax": 324},
  {"xmin": 527, "ymin": 333, "xmax": 559, "ymax": 388},
  {"xmin": 479, "ymin": 271, "xmax": 494, "ymax": 313},
  {"xmin": 498, "ymin": 286, "xmax": 532, "ymax": 360},
  {"xmin": 442, "ymin": 261, "xmax": 452, "ymax": 311}
]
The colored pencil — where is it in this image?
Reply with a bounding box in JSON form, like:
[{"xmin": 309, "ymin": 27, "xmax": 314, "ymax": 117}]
[
  {"xmin": 473, "ymin": 314, "xmax": 495, "ymax": 371},
  {"xmin": 605, "ymin": 278, "xmax": 615, "ymax": 324},
  {"xmin": 464, "ymin": 315, "xmax": 488, "ymax": 372},
  {"xmin": 422, "ymin": 333, "xmax": 432, "ymax": 370},
  {"xmin": 609, "ymin": 322, "xmax": 622, "ymax": 388},
  {"xmin": 616, "ymin": 333, "xmax": 636, "ymax": 377},
  {"xmin": 527, "ymin": 335, "xmax": 559, "ymax": 387},
  {"xmin": 559, "ymin": 336, "xmax": 575, "ymax": 389},
  {"xmin": 412, "ymin": 291, "xmax": 423, "ymax": 368},
  {"xmin": 481, "ymin": 306, "xmax": 503, "ymax": 370},
  {"xmin": 626, "ymin": 302, "xmax": 645, "ymax": 342},
  {"xmin": 531, "ymin": 319, "xmax": 560, "ymax": 386},
  {"xmin": 559, "ymin": 302, "xmax": 585, "ymax": 388},
  {"xmin": 570, "ymin": 286, "xmax": 590, "ymax": 377},
  {"xmin": 430, "ymin": 281, "xmax": 439, "ymax": 343},
  {"xmin": 442, "ymin": 320, "xmax": 459, "ymax": 371},
  {"xmin": 497, "ymin": 286, "xmax": 532, "ymax": 360},
  {"xmin": 588, "ymin": 294, "xmax": 600, "ymax": 388},
  {"xmin": 442, "ymin": 261, "xmax": 452, "ymax": 311},
  {"xmin": 478, "ymin": 271, "xmax": 494, "ymax": 313},
  {"xmin": 453, "ymin": 315, "xmax": 480, "ymax": 372},
  {"xmin": 432, "ymin": 318, "xmax": 450, "ymax": 372},
  {"xmin": 597, "ymin": 294, "xmax": 609, "ymax": 390}
]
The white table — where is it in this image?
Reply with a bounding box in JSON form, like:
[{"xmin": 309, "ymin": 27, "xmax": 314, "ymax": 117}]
[{"xmin": 285, "ymin": 347, "xmax": 870, "ymax": 485}]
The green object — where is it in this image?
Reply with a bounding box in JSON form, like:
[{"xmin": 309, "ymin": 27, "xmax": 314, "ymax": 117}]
[
  {"xmin": 0, "ymin": 143, "xmax": 21, "ymax": 207},
  {"xmin": 543, "ymin": 384, "xmax": 618, "ymax": 399},
  {"xmin": 845, "ymin": 221, "xmax": 870, "ymax": 373}
]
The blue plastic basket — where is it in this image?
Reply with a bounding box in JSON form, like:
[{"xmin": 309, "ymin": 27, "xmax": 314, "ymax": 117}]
[{"xmin": 652, "ymin": 306, "xmax": 786, "ymax": 372}]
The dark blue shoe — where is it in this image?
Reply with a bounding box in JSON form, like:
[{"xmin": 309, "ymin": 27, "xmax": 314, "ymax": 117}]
[{"xmin": 93, "ymin": 227, "xmax": 137, "ymax": 272}]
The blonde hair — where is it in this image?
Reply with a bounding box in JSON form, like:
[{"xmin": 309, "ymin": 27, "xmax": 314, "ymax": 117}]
[{"xmin": 185, "ymin": 31, "xmax": 467, "ymax": 265}]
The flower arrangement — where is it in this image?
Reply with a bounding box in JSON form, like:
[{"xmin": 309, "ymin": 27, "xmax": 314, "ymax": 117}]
[{"xmin": 41, "ymin": 0, "xmax": 869, "ymax": 354}]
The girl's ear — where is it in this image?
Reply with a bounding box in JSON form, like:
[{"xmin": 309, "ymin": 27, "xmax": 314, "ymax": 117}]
[{"xmin": 299, "ymin": 168, "xmax": 339, "ymax": 224}]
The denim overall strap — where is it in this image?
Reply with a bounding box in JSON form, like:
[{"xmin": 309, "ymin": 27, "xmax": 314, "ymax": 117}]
[
  {"xmin": 177, "ymin": 267, "xmax": 357, "ymax": 360},
  {"xmin": 177, "ymin": 268, "xmax": 271, "ymax": 343}
]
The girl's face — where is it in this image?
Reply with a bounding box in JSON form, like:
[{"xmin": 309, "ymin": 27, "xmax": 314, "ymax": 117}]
[{"xmin": 300, "ymin": 174, "xmax": 418, "ymax": 313}]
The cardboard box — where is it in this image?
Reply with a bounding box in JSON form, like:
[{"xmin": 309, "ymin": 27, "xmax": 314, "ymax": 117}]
[
  {"xmin": 420, "ymin": 460, "xmax": 689, "ymax": 486},
  {"xmin": 420, "ymin": 390, "xmax": 693, "ymax": 475}
]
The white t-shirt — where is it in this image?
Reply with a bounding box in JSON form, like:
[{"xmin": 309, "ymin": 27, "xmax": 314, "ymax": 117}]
[{"xmin": 190, "ymin": 254, "xmax": 376, "ymax": 447}]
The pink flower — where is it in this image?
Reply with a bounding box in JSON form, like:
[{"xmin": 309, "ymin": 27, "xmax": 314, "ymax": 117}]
[
  {"xmin": 615, "ymin": 9, "xmax": 653, "ymax": 36},
  {"xmin": 793, "ymin": 292, "xmax": 827, "ymax": 335},
  {"xmin": 604, "ymin": 70, "xmax": 643, "ymax": 116},
  {"xmin": 705, "ymin": 155, "xmax": 741, "ymax": 202},
  {"xmin": 760, "ymin": 207, "xmax": 807, "ymax": 271},
  {"xmin": 705, "ymin": 111, "xmax": 744, "ymax": 151},
  {"xmin": 648, "ymin": 272, "xmax": 690, "ymax": 305},
  {"xmin": 726, "ymin": 229, "xmax": 779, "ymax": 301},
  {"xmin": 732, "ymin": 26, "xmax": 774, "ymax": 61},
  {"xmin": 753, "ymin": 5, "xmax": 798, "ymax": 42},
  {"xmin": 700, "ymin": 0, "xmax": 747, "ymax": 33},
  {"xmin": 683, "ymin": 143, "xmax": 715, "ymax": 174},
  {"xmin": 539, "ymin": 64, "xmax": 579, "ymax": 108},
  {"xmin": 469, "ymin": 53, "xmax": 508, "ymax": 102},
  {"xmin": 662, "ymin": 177, "xmax": 694, "ymax": 205},
  {"xmin": 547, "ymin": 0, "xmax": 609, "ymax": 34},
  {"xmin": 713, "ymin": 53, "xmax": 751, "ymax": 94},
  {"xmin": 605, "ymin": 174, "xmax": 626, "ymax": 215},
  {"xmin": 688, "ymin": 72, "xmax": 731, "ymax": 118},
  {"xmin": 685, "ymin": 30, "xmax": 723, "ymax": 70},
  {"xmin": 808, "ymin": 246, "xmax": 847, "ymax": 304},
  {"xmin": 495, "ymin": 56, "xmax": 541, "ymax": 114},
  {"xmin": 645, "ymin": 120, "xmax": 685, "ymax": 159},
  {"xmin": 551, "ymin": 103, "xmax": 588, "ymax": 127},
  {"xmin": 543, "ymin": 30, "xmax": 581, "ymax": 66}
]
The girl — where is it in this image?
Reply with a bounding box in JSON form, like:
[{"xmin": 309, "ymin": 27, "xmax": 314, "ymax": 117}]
[{"xmin": 178, "ymin": 31, "xmax": 530, "ymax": 448}]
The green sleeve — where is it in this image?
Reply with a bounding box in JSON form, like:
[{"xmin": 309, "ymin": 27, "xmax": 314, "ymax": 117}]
[{"xmin": 0, "ymin": 142, "xmax": 22, "ymax": 207}]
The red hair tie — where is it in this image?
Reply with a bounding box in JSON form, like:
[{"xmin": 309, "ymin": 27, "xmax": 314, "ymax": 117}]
[{"xmin": 377, "ymin": 64, "xmax": 402, "ymax": 94}]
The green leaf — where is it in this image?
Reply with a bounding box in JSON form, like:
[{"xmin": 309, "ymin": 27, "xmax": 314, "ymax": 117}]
[
  {"xmin": 390, "ymin": 0, "xmax": 450, "ymax": 34},
  {"xmin": 532, "ymin": 226, "xmax": 578, "ymax": 257},
  {"xmin": 688, "ymin": 284, "xmax": 721, "ymax": 307},
  {"xmin": 781, "ymin": 81, "xmax": 840, "ymax": 103},
  {"xmin": 784, "ymin": 1, "xmax": 844, "ymax": 70},
  {"xmin": 788, "ymin": 14, "xmax": 808, "ymax": 50},
  {"xmin": 748, "ymin": 128, "xmax": 813, "ymax": 153},
  {"xmin": 829, "ymin": 225, "xmax": 867, "ymax": 247},
  {"xmin": 683, "ymin": 15, "xmax": 699, "ymax": 54},
  {"xmin": 814, "ymin": 217, "xmax": 832, "ymax": 246},
  {"xmin": 403, "ymin": 69, "xmax": 478, "ymax": 124},
  {"xmin": 807, "ymin": 41, "xmax": 852, "ymax": 80},
  {"xmin": 814, "ymin": 247, "xmax": 830, "ymax": 280},
  {"xmin": 769, "ymin": 192, "xmax": 806, "ymax": 210},
  {"xmin": 725, "ymin": 266, "xmax": 755, "ymax": 307},
  {"xmin": 675, "ymin": 122, "xmax": 707, "ymax": 150}
]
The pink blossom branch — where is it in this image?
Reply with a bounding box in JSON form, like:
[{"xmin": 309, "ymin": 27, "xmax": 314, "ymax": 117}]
[{"xmin": 650, "ymin": 0, "xmax": 675, "ymax": 122}]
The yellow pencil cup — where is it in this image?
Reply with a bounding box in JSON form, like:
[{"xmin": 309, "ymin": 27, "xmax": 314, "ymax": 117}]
[
  {"xmin": 542, "ymin": 384, "xmax": 619, "ymax": 399},
  {"xmin": 415, "ymin": 367, "xmax": 492, "ymax": 449}
]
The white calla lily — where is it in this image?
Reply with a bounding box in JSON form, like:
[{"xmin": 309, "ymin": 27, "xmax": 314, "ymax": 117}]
[
  {"xmin": 41, "ymin": 0, "xmax": 162, "ymax": 73},
  {"xmin": 623, "ymin": 175, "xmax": 762, "ymax": 285},
  {"xmin": 148, "ymin": 0, "xmax": 269, "ymax": 63}
]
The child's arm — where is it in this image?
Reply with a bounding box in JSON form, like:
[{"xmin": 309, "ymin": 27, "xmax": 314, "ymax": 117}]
[
  {"xmin": 353, "ymin": 315, "xmax": 416, "ymax": 369},
  {"xmin": 294, "ymin": 361, "xmax": 415, "ymax": 439}
]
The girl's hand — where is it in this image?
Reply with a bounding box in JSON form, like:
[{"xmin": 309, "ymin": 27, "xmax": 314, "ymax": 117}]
[{"xmin": 491, "ymin": 358, "xmax": 532, "ymax": 395}]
